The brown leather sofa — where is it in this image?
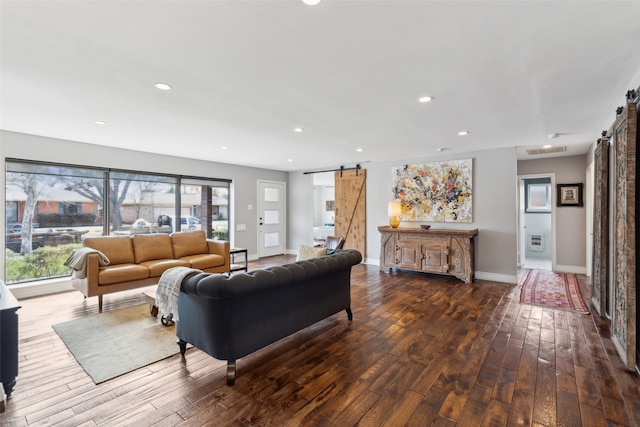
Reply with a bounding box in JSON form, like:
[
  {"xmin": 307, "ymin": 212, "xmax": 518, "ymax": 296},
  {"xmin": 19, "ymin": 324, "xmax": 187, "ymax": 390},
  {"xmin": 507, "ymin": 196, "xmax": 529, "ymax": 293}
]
[{"xmin": 72, "ymin": 230, "xmax": 230, "ymax": 311}]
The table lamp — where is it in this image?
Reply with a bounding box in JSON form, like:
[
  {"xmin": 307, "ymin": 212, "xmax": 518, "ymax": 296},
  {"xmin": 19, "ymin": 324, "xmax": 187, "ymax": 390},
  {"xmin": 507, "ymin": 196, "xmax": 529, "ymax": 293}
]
[{"xmin": 388, "ymin": 201, "xmax": 402, "ymax": 228}]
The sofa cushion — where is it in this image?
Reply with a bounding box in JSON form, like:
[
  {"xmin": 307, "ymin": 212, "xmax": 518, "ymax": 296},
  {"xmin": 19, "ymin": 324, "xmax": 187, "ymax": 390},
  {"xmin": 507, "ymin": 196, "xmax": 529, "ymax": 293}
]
[
  {"xmin": 132, "ymin": 234, "xmax": 174, "ymax": 263},
  {"xmin": 180, "ymin": 254, "xmax": 225, "ymax": 270},
  {"xmin": 296, "ymin": 245, "xmax": 327, "ymax": 261},
  {"xmin": 140, "ymin": 259, "xmax": 190, "ymax": 277},
  {"xmin": 171, "ymin": 231, "xmax": 209, "ymax": 259},
  {"xmin": 84, "ymin": 236, "xmax": 135, "ymax": 265},
  {"xmin": 98, "ymin": 264, "xmax": 149, "ymax": 285}
]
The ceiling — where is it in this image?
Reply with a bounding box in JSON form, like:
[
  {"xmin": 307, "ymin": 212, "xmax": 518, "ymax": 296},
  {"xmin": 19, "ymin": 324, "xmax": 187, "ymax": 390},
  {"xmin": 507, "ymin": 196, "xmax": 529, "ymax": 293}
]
[{"xmin": 2, "ymin": 1, "xmax": 640, "ymax": 173}]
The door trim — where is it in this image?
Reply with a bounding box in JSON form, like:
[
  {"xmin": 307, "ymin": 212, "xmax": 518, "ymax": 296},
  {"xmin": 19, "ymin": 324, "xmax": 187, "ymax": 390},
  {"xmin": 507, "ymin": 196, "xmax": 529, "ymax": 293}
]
[{"xmin": 516, "ymin": 173, "xmax": 556, "ymax": 270}]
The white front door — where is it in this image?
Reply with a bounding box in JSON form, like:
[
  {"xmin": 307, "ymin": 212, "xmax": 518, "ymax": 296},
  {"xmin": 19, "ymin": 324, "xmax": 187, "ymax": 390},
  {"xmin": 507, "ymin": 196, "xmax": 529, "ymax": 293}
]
[{"xmin": 257, "ymin": 180, "xmax": 286, "ymax": 258}]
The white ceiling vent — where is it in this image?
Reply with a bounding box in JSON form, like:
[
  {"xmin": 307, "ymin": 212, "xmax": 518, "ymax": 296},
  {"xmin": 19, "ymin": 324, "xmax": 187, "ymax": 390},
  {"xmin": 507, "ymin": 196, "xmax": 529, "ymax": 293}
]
[{"xmin": 526, "ymin": 146, "xmax": 567, "ymax": 155}]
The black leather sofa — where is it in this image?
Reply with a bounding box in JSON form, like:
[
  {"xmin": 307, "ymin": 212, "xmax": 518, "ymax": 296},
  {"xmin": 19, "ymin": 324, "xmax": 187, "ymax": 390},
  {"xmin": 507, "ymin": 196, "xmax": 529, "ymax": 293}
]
[{"xmin": 176, "ymin": 249, "xmax": 362, "ymax": 385}]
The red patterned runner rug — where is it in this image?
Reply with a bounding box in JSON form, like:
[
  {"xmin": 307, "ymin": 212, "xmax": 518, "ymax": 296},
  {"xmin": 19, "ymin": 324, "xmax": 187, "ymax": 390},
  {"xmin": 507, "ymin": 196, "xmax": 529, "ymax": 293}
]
[{"xmin": 519, "ymin": 269, "xmax": 590, "ymax": 314}]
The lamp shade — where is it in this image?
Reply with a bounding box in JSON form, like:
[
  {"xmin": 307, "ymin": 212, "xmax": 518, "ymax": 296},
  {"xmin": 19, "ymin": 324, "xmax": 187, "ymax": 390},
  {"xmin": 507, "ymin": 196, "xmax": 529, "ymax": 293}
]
[{"xmin": 388, "ymin": 201, "xmax": 402, "ymax": 217}]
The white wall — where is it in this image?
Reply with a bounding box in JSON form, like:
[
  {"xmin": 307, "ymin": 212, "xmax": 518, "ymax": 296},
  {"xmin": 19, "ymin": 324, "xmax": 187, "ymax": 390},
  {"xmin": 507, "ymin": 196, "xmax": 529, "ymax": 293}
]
[
  {"xmin": 518, "ymin": 155, "xmax": 587, "ymax": 270},
  {"xmin": 2, "ymin": 131, "xmax": 539, "ymax": 285},
  {"xmin": 289, "ymin": 147, "xmax": 519, "ymax": 283},
  {"xmin": 0, "ymin": 131, "xmax": 289, "ymax": 275}
]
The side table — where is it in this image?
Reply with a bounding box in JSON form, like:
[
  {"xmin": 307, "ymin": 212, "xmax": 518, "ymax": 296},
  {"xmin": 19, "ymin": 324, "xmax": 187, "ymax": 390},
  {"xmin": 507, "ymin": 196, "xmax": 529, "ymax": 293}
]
[
  {"xmin": 1, "ymin": 280, "xmax": 21, "ymax": 402},
  {"xmin": 229, "ymin": 248, "xmax": 248, "ymax": 274}
]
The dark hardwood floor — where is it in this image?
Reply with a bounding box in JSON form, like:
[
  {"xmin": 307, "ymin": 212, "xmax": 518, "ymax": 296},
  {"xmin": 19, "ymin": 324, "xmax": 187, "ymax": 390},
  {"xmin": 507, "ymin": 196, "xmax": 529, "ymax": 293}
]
[{"xmin": 1, "ymin": 255, "xmax": 638, "ymax": 426}]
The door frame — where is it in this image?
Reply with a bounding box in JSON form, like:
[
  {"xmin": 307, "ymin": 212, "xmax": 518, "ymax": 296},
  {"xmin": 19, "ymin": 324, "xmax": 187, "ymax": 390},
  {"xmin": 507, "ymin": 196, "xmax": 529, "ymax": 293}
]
[
  {"xmin": 516, "ymin": 173, "xmax": 556, "ymax": 270},
  {"xmin": 257, "ymin": 180, "xmax": 286, "ymax": 258},
  {"xmin": 585, "ymin": 161, "xmax": 594, "ymax": 277}
]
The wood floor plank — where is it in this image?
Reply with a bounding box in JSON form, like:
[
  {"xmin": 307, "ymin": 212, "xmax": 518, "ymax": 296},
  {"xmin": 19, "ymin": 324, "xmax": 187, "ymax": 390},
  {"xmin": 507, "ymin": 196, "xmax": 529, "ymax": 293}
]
[
  {"xmin": 575, "ymin": 365, "xmax": 603, "ymax": 409},
  {"xmin": 532, "ymin": 364, "xmax": 556, "ymax": 426},
  {"xmin": 1, "ymin": 260, "xmax": 638, "ymax": 427},
  {"xmin": 457, "ymin": 397, "xmax": 488, "ymax": 426},
  {"xmin": 481, "ymin": 399, "xmax": 509, "ymax": 427},
  {"xmin": 406, "ymin": 386, "xmax": 448, "ymax": 426}
]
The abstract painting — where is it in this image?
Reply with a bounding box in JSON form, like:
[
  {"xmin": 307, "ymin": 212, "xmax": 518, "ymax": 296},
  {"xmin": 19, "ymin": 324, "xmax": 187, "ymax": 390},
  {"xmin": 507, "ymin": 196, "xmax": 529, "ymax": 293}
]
[{"xmin": 392, "ymin": 159, "xmax": 472, "ymax": 223}]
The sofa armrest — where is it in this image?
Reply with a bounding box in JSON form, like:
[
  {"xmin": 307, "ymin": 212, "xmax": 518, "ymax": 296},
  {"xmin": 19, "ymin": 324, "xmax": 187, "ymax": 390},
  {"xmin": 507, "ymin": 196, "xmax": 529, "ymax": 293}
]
[
  {"xmin": 71, "ymin": 253, "xmax": 101, "ymax": 297},
  {"xmin": 207, "ymin": 239, "xmax": 230, "ymax": 270}
]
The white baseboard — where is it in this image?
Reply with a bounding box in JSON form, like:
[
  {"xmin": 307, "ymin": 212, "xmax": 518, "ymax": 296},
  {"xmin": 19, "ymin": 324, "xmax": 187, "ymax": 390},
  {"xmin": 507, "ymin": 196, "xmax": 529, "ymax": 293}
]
[
  {"xmin": 365, "ymin": 259, "xmax": 516, "ymax": 284},
  {"xmin": 554, "ymin": 265, "xmax": 587, "ymax": 275},
  {"xmin": 9, "ymin": 277, "xmax": 74, "ymax": 300},
  {"xmin": 475, "ymin": 271, "xmax": 518, "ymax": 284}
]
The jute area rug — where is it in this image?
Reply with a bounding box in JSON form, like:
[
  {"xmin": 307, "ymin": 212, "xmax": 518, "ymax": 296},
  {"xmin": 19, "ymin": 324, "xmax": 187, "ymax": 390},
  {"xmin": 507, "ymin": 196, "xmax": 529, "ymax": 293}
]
[
  {"xmin": 52, "ymin": 304, "xmax": 181, "ymax": 384},
  {"xmin": 519, "ymin": 269, "xmax": 590, "ymax": 314}
]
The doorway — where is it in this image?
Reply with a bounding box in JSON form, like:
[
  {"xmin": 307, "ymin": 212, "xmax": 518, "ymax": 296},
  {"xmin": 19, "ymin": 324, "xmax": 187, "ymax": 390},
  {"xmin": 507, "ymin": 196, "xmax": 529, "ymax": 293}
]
[
  {"xmin": 517, "ymin": 174, "xmax": 556, "ymax": 271},
  {"xmin": 312, "ymin": 172, "xmax": 335, "ymax": 246}
]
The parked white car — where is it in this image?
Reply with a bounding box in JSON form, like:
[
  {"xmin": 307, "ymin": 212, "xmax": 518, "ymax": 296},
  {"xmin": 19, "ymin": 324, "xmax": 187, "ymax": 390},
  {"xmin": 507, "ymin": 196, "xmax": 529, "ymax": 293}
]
[
  {"xmin": 157, "ymin": 215, "xmax": 202, "ymax": 232},
  {"xmin": 132, "ymin": 218, "xmax": 152, "ymax": 228}
]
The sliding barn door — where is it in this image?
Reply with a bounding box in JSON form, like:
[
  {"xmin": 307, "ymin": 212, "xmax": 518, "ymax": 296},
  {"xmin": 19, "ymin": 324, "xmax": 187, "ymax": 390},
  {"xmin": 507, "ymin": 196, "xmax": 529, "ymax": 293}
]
[
  {"xmin": 591, "ymin": 137, "xmax": 609, "ymax": 317},
  {"xmin": 611, "ymin": 100, "xmax": 637, "ymax": 371},
  {"xmin": 334, "ymin": 169, "xmax": 366, "ymax": 259}
]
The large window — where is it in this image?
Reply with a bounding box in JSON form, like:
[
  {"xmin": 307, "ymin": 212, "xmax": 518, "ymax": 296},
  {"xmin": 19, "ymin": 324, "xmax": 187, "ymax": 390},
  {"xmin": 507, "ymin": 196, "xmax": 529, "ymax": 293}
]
[{"xmin": 4, "ymin": 159, "xmax": 230, "ymax": 284}]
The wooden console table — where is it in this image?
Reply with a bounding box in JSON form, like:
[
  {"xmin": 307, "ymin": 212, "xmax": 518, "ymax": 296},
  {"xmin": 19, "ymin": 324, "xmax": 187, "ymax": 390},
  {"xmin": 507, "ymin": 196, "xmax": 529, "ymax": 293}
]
[{"xmin": 378, "ymin": 226, "xmax": 478, "ymax": 283}]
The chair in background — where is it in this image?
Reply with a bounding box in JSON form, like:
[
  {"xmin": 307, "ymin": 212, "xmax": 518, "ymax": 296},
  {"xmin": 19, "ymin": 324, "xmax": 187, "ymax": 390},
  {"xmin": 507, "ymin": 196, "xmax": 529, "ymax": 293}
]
[{"xmin": 323, "ymin": 236, "xmax": 345, "ymax": 252}]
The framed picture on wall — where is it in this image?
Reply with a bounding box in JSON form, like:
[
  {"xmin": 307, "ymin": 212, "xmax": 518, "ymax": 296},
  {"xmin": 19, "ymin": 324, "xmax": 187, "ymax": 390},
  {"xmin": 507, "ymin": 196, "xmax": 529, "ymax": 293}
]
[{"xmin": 556, "ymin": 183, "xmax": 583, "ymax": 207}]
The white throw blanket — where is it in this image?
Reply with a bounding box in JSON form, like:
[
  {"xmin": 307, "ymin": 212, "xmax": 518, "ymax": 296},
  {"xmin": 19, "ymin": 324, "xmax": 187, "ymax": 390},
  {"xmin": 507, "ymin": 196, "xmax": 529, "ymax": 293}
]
[
  {"xmin": 156, "ymin": 267, "xmax": 202, "ymax": 321},
  {"xmin": 64, "ymin": 247, "xmax": 110, "ymax": 279}
]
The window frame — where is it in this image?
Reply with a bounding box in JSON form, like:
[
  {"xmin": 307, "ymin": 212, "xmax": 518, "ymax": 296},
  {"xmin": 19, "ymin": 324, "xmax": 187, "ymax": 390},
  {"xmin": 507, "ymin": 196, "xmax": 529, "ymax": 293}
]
[
  {"xmin": 524, "ymin": 179, "xmax": 552, "ymax": 213},
  {"xmin": 5, "ymin": 158, "xmax": 231, "ymax": 285}
]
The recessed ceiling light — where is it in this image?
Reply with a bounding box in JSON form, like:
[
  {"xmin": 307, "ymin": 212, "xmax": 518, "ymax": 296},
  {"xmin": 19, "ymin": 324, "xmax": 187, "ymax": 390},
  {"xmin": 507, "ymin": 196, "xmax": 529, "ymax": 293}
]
[
  {"xmin": 94, "ymin": 120, "xmax": 107, "ymax": 125},
  {"xmin": 356, "ymin": 148, "xmax": 364, "ymax": 152},
  {"xmin": 543, "ymin": 144, "xmax": 552, "ymax": 149},
  {"xmin": 548, "ymin": 133, "xmax": 559, "ymax": 139},
  {"xmin": 436, "ymin": 148, "xmax": 446, "ymax": 152},
  {"xmin": 418, "ymin": 96, "xmax": 433, "ymax": 103},
  {"xmin": 302, "ymin": 0, "xmax": 322, "ymax": 5},
  {"xmin": 221, "ymin": 146, "xmax": 229, "ymax": 150},
  {"xmin": 294, "ymin": 127, "xmax": 304, "ymax": 133},
  {"xmin": 288, "ymin": 159, "xmax": 294, "ymax": 162},
  {"xmin": 457, "ymin": 131, "xmax": 469, "ymax": 136},
  {"xmin": 155, "ymin": 82, "xmax": 172, "ymax": 91}
]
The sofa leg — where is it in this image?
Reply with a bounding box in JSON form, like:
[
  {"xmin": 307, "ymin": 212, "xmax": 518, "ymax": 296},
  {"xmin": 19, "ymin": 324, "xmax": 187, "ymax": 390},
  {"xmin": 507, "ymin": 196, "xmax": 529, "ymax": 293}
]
[
  {"xmin": 177, "ymin": 339, "xmax": 187, "ymax": 356},
  {"xmin": 98, "ymin": 295, "xmax": 103, "ymax": 313},
  {"xmin": 346, "ymin": 307, "xmax": 353, "ymax": 321},
  {"xmin": 227, "ymin": 360, "xmax": 236, "ymax": 386}
]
